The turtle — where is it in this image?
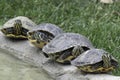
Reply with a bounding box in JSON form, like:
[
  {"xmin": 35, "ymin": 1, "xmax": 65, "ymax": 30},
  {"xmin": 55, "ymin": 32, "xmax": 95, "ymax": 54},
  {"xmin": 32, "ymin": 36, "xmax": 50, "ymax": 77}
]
[
  {"xmin": 1, "ymin": 16, "xmax": 36, "ymax": 39},
  {"xmin": 27, "ymin": 23, "xmax": 63, "ymax": 48},
  {"xmin": 71, "ymin": 49, "xmax": 118, "ymax": 73},
  {"xmin": 42, "ymin": 33, "xmax": 94, "ymax": 64}
]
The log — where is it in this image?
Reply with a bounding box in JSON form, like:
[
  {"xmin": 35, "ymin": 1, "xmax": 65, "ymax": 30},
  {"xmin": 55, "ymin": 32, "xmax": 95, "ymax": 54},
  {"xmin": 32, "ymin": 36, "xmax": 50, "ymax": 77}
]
[{"xmin": 0, "ymin": 32, "xmax": 120, "ymax": 80}]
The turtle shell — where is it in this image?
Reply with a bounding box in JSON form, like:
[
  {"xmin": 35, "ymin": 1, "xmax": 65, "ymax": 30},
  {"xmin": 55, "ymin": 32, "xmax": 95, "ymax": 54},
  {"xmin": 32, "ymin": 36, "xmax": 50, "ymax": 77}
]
[
  {"xmin": 29, "ymin": 23, "xmax": 63, "ymax": 37},
  {"xmin": 1, "ymin": 16, "xmax": 36, "ymax": 38},
  {"xmin": 71, "ymin": 49, "xmax": 118, "ymax": 66},
  {"xmin": 2, "ymin": 16, "xmax": 36, "ymax": 30},
  {"xmin": 42, "ymin": 33, "xmax": 94, "ymax": 54}
]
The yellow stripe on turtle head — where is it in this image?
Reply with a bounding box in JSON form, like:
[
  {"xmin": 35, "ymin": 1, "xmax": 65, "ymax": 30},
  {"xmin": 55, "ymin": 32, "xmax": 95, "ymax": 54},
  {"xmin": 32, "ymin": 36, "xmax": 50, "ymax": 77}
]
[
  {"xmin": 14, "ymin": 20, "xmax": 22, "ymax": 35},
  {"xmin": 102, "ymin": 54, "xmax": 111, "ymax": 68}
]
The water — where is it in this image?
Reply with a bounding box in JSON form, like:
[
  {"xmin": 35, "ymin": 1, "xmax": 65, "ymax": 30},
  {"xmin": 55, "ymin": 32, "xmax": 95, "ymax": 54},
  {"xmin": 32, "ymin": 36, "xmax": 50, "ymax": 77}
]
[{"xmin": 0, "ymin": 52, "xmax": 53, "ymax": 80}]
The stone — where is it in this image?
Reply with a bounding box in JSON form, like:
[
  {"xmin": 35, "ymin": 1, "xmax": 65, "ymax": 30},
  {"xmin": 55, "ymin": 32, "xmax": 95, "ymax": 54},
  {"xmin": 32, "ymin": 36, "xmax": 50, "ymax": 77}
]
[
  {"xmin": 0, "ymin": 31, "xmax": 120, "ymax": 80},
  {"xmin": 86, "ymin": 74, "xmax": 120, "ymax": 80},
  {"xmin": 100, "ymin": 0, "xmax": 118, "ymax": 3}
]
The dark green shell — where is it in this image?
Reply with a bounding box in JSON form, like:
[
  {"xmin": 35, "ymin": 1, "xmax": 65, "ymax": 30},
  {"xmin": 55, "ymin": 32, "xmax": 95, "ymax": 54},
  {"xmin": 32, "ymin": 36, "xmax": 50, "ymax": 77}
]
[{"xmin": 43, "ymin": 33, "xmax": 94, "ymax": 54}]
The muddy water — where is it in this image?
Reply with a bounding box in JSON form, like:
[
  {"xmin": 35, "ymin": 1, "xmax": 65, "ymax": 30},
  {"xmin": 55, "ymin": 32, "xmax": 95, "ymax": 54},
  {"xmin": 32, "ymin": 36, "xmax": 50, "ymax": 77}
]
[{"xmin": 0, "ymin": 52, "xmax": 53, "ymax": 80}]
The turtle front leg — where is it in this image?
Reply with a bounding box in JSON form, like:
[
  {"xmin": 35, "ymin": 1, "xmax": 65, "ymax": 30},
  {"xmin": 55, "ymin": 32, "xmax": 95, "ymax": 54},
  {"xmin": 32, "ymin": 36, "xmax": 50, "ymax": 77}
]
[
  {"xmin": 56, "ymin": 50, "xmax": 74, "ymax": 64},
  {"xmin": 56, "ymin": 46, "xmax": 85, "ymax": 64},
  {"xmin": 72, "ymin": 45, "xmax": 84, "ymax": 57}
]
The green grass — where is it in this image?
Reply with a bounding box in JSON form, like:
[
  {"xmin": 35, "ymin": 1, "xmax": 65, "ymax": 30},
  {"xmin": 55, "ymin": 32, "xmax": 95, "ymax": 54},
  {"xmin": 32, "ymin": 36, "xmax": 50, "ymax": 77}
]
[{"xmin": 0, "ymin": 0, "xmax": 120, "ymax": 75}]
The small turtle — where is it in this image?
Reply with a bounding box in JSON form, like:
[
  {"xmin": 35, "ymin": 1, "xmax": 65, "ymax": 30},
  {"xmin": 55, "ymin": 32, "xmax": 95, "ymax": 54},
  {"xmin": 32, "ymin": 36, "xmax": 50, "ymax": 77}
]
[
  {"xmin": 71, "ymin": 49, "xmax": 118, "ymax": 73},
  {"xmin": 42, "ymin": 33, "xmax": 94, "ymax": 64},
  {"xmin": 27, "ymin": 23, "xmax": 63, "ymax": 48},
  {"xmin": 1, "ymin": 16, "xmax": 36, "ymax": 39}
]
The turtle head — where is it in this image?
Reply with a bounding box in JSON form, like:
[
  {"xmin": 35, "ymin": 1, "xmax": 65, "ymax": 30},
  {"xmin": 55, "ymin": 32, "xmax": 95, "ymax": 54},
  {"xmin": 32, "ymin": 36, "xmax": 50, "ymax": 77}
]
[
  {"xmin": 14, "ymin": 19, "xmax": 22, "ymax": 27},
  {"xmin": 102, "ymin": 53, "xmax": 111, "ymax": 68},
  {"xmin": 28, "ymin": 31, "xmax": 49, "ymax": 42},
  {"xmin": 27, "ymin": 31, "xmax": 39, "ymax": 42},
  {"xmin": 13, "ymin": 20, "xmax": 22, "ymax": 35},
  {"xmin": 27, "ymin": 31, "xmax": 53, "ymax": 48},
  {"xmin": 72, "ymin": 45, "xmax": 89, "ymax": 57}
]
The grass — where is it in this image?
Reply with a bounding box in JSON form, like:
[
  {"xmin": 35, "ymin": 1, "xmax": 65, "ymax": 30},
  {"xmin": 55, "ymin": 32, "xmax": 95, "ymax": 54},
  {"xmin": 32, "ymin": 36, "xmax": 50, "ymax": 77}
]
[{"xmin": 0, "ymin": 0, "xmax": 120, "ymax": 76}]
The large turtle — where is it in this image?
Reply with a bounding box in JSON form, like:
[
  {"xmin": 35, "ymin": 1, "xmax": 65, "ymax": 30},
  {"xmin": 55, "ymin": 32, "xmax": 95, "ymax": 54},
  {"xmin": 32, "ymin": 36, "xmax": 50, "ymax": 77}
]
[
  {"xmin": 71, "ymin": 49, "xmax": 118, "ymax": 73},
  {"xmin": 27, "ymin": 23, "xmax": 63, "ymax": 48},
  {"xmin": 42, "ymin": 33, "xmax": 94, "ymax": 64},
  {"xmin": 1, "ymin": 16, "xmax": 36, "ymax": 39}
]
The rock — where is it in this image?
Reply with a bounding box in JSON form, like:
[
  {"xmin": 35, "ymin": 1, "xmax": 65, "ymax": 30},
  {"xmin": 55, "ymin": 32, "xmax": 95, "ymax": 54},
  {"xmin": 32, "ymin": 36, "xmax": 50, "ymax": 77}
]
[
  {"xmin": 100, "ymin": 0, "xmax": 113, "ymax": 3},
  {"xmin": 0, "ymin": 31, "xmax": 86, "ymax": 80},
  {"xmin": 42, "ymin": 60, "xmax": 78, "ymax": 77},
  {"xmin": 0, "ymin": 31, "xmax": 120, "ymax": 80},
  {"xmin": 100, "ymin": 0, "xmax": 118, "ymax": 3},
  {"xmin": 0, "ymin": 32, "xmax": 46, "ymax": 67},
  {"xmin": 86, "ymin": 74, "xmax": 120, "ymax": 80},
  {"xmin": 57, "ymin": 71, "xmax": 89, "ymax": 80}
]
